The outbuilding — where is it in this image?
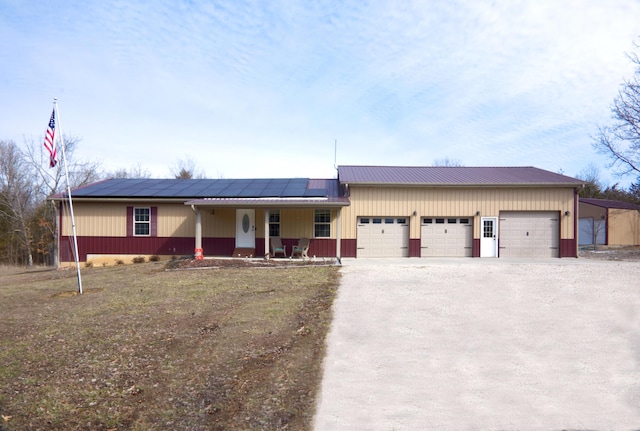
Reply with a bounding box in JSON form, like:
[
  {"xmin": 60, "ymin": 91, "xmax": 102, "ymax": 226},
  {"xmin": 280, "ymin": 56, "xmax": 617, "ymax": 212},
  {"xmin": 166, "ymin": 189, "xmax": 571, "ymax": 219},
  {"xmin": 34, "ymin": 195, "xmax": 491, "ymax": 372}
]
[
  {"xmin": 578, "ymin": 198, "xmax": 640, "ymax": 246},
  {"xmin": 51, "ymin": 165, "xmax": 583, "ymax": 265}
]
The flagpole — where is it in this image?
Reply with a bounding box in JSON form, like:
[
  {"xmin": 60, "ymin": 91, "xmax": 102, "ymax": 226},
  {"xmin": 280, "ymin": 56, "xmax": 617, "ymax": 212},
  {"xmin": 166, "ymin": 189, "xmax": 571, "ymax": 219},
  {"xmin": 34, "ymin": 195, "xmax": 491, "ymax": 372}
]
[{"xmin": 53, "ymin": 98, "xmax": 83, "ymax": 295}]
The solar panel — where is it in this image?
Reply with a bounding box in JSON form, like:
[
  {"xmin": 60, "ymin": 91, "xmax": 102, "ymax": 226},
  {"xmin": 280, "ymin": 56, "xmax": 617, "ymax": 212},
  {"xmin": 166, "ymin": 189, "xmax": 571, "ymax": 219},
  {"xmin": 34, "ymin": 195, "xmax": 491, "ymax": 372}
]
[{"xmin": 69, "ymin": 177, "xmax": 345, "ymax": 199}]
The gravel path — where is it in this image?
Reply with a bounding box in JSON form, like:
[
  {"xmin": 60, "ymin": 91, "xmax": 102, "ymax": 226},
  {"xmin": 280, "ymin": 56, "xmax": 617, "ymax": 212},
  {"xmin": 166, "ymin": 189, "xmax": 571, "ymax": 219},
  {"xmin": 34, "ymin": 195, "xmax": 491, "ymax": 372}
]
[{"xmin": 314, "ymin": 258, "xmax": 640, "ymax": 430}]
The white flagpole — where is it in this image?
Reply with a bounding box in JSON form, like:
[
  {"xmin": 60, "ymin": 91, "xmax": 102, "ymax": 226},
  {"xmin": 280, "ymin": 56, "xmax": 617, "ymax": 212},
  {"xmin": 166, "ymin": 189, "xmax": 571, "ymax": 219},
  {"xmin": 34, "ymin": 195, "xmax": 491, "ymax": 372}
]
[{"xmin": 53, "ymin": 98, "xmax": 83, "ymax": 294}]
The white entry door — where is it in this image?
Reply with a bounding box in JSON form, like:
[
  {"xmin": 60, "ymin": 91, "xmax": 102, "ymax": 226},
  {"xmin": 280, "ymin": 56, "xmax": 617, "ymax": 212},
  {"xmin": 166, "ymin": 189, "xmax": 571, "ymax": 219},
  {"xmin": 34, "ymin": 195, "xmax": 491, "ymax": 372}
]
[
  {"xmin": 236, "ymin": 209, "xmax": 255, "ymax": 248},
  {"xmin": 480, "ymin": 217, "xmax": 498, "ymax": 257}
]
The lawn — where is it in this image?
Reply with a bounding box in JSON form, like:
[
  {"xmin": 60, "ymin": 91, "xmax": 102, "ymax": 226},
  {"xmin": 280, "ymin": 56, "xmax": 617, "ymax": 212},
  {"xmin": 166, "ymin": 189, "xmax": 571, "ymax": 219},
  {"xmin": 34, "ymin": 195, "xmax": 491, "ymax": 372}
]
[{"xmin": 0, "ymin": 261, "xmax": 339, "ymax": 430}]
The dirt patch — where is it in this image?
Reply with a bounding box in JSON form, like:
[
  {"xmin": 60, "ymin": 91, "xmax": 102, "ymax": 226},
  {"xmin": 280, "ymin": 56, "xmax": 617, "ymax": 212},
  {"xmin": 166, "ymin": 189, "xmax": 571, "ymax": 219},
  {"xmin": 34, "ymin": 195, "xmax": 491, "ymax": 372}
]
[
  {"xmin": 578, "ymin": 245, "xmax": 640, "ymax": 261},
  {"xmin": 166, "ymin": 257, "xmax": 339, "ymax": 270},
  {"xmin": 0, "ymin": 261, "xmax": 340, "ymax": 430}
]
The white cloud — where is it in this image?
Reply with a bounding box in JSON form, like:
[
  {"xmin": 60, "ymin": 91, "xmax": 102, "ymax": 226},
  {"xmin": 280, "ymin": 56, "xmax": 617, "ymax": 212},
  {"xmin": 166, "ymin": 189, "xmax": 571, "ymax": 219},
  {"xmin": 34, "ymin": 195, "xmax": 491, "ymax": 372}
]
[{"xmin": 1, "ymin": 0, "xmax": 640, "ymax": 185}]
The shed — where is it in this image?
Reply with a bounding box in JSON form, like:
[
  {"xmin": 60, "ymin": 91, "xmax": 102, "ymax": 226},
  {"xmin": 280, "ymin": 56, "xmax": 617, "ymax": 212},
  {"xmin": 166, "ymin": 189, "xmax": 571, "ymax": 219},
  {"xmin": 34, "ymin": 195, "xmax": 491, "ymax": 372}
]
[{"xmin": 579, "ymin": 198, "xmax": 640, "ymax": 246}]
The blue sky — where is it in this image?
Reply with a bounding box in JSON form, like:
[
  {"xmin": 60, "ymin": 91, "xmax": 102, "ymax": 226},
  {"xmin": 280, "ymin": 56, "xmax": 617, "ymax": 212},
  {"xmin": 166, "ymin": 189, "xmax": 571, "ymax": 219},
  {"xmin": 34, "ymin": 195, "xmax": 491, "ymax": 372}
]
[{"xmin": 2, "ymin": 0, "xmax": 640, "ymax": 185}]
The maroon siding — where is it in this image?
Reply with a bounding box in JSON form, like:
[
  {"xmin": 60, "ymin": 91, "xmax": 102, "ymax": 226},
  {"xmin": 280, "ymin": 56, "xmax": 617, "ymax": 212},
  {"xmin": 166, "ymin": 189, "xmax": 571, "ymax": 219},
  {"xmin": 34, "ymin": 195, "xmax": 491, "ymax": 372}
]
[
  {"xmin": 472, "ymin": 238, "xmax": 480, "ymax": 257},
  {"xmin": 59, "ymin": 236, "xmax": 345, "ymax": 262},
  {"xmin": 150, "ymin": 207, "xmax": 158, "ymax": 236},
  {"xmin": 409, "ymin": 239, "xmax": 420, "ymax": 257},
  {"xmin": 341, "ymin": 239, "xmax": 357, "ymax": 257},
  {"xmin": 560, "ymin": 239, "xmax": 577, "ymax": 258},
  {"xmin": 126, "ymin": 207, "xmax": 133, "ymax": 237}
]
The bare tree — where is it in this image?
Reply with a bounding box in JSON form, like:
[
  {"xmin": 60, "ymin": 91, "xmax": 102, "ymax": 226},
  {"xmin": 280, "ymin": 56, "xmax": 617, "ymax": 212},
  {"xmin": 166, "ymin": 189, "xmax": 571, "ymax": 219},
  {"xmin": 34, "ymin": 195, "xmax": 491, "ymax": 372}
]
[
  {"xmin": 576, "ymin": 163, "xmax": 605, "ymax": 198},
  {"xmin": 594, "ymin": 42, "xmax": 640, "ymax": 178},
  {"xmin": 0, "ymin": 140, "xmax": 35, "ymax": 265},
  {"xmin": 106, "ymin": 163, "xmax": 152, "ymax": 179},
  {"xmin": 170, "ymin": 157, "xmax": 206, "ymax": 179},
  {"xmin": 433, "ymin": 157, "xmax": 464, "ymax": 167}
]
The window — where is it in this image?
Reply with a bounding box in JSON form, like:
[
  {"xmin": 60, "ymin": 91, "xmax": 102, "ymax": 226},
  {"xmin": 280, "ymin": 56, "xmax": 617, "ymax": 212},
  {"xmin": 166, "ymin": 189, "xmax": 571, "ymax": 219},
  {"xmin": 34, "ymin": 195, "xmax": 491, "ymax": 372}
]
[
  {"xmin": 134, "ymin": 207, "xmax": 150, "ymax": 236},
  {"xmin": 483, "ymin": 220, "xmax": 494, "ymax": 238},
  {"xmin": 269, "ymin": 210, "xmax": 280, "ymax": 237},
  {"xmin": 423, "ymin": 218, "xmax": 433, "ymax": 224},
  {"xmin": 460, "ymin": 218, "xmax": 470, "ymax": 224},
  {"xmin": 385, "ymin": 218, "xmax": 394, "ymax": 224},
  {"xmin": 435, "ymin": 218, "xmax": 445, "ymax": 224},
  {"xmin": 314, "ymin": 209, "xmax": 331, "ymax": 238},
  {"xmin": 397, "ymin": 218, "xmax": 407, "ymax": 225},
  {"xmin": 448, "ymin": 218, "xmax": 457, "ymax": 224},
  {"xmin": 360, "ymin": 218, "xmax": 370, "ymax": 224},
  {"xmin": 373, "ymin": 218, "xmax": 382, "ymax": 224}
]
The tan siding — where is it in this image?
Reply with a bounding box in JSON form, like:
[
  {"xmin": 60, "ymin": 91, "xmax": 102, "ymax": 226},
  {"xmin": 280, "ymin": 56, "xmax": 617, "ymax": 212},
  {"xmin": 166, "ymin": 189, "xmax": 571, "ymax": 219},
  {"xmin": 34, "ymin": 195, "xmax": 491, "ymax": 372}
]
[
  {"xmin": 157, "ymin": 205, "xmax": 195, "ymax": 237},
  {"xmin": 579, "ymin": 202, "xmax": 606, "ymax": 219},
  {"xmin": 202, "ymin": 208, "xmax": 235, "ymax": 237},
  {"xmin": 60, "ymin": 203, "xmax": 126, "ymax": 236},
  {"xmin": 608, "ymin": 209, "xmax": 640, "ymax": 245},
  {"xmin": 343, "ymin": 186, "xmax": 575, "ymax": 240},
  {"xmin": 62, "ymin": 203, "xmax": 198, "ymax": 237}
]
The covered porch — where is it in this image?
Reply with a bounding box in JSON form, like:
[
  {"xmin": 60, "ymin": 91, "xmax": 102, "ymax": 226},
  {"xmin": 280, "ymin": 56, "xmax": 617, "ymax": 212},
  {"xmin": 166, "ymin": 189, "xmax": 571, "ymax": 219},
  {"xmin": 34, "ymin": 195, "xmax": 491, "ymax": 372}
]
[{"xmin": 184, "ymin": 197, "xmax": 349, "ymax": 260}]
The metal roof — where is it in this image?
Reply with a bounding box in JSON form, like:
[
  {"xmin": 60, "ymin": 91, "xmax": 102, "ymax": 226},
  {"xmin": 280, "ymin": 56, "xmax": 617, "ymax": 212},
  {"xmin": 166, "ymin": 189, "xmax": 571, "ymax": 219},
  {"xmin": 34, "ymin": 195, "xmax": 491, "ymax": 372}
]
[
  {"xmin": 338, "ymin": 165, "xmax": 584, "ymax": 186},
  {"xmin": 580, "ymin": 198, "xmax": 640, "ymax": 210},
  {"xmin": 52, "ymin": 178, "xmax": 344, "ymax": 200}
]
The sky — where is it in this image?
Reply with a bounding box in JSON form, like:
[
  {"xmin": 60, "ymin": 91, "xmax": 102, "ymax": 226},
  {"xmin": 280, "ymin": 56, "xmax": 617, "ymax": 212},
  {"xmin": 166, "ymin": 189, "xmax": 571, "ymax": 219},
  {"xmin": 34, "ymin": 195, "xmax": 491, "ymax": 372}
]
[{"xmin": 2, "ymin": 0, "xmax": 640, "ymax": 186}]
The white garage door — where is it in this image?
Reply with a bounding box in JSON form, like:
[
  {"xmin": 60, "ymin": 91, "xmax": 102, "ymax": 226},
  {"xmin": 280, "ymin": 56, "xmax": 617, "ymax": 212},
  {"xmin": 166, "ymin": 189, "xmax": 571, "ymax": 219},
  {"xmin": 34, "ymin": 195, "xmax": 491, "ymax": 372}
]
[
  {"xmin": 499, "ymin": 212, "xmax": 559, "ymax": 258},
  {"xmin": 421, "ymin": 217, "xmax": 473, "ymax": 257},
  {"xmin": 357, "ymin": 217, "xmax": 409, "ymax": 257},
  {"xmin": 578, "ymin": 218, "xmax": 606, "ymax": 246}
]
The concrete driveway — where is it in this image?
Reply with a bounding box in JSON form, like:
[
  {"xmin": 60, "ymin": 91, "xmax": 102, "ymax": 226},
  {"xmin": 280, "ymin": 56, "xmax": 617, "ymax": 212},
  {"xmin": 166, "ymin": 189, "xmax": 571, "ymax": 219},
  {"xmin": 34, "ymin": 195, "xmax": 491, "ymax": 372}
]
[{"xmin": 313, "ymin": 258, "xmax": 640, "ymax": 430}]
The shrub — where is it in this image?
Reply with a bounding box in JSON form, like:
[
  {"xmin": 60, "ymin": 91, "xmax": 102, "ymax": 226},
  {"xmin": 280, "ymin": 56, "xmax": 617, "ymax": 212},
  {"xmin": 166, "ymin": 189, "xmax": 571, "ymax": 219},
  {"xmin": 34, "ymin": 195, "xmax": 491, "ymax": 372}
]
[
  {"xmin": 115, "ymin": 259, "xmax": 125, "ymax": 266},
  {"xmin": 132, "ymin": 256, "xmax": 146, "ymax": 264},
  {"xmin": 84, "ymin": 261, "xmax": 94, "ymax": 268},
  {"xmin": 149, "ymin": 254, "xmax": 160, "ymax": 262}
]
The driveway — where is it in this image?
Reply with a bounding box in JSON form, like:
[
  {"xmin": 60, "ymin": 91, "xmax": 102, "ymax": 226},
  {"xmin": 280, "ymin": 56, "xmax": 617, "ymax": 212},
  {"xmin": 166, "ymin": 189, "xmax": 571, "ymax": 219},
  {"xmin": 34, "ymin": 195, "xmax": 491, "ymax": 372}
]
[{"xmin": 313, "ymin": 258, "xmax": 640, "ymax": 430}]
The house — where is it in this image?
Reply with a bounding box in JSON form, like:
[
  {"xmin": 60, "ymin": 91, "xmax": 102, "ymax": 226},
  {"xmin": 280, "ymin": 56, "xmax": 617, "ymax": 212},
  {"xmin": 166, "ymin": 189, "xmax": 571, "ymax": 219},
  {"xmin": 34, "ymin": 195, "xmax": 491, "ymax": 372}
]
[
  {"xmin": 578, "ymin": 198, "xmax": 640, "ymax": 246},
  {"xmin": 51, "ymin": 166, "xmax": 584, "ymax": 265}
]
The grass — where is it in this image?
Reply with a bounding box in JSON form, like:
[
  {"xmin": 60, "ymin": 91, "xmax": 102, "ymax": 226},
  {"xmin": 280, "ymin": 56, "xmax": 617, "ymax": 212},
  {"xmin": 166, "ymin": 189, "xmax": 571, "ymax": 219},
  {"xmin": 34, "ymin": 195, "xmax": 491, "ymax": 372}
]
[{"xmin": 0, "ymin": 262, "xmax": 340, "ymax": 430}]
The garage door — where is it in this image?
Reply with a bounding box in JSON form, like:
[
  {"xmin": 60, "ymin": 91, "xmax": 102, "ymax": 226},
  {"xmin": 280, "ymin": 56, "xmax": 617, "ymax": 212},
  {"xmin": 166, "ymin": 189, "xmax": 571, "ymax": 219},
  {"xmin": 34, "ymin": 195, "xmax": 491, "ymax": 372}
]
[
  {"xmin": 357, "ymin": 217, "xmax": 409, "ymax": 257},
  {"xmin": 578, "ymin": 218, "xmax": 606, "ymax": 246},
  {"xmin": 499, "ymin": 212, "xmax": 559, "ymax": 258},
  {"xmin": 421, "ymin": 217, "xmax": 473, "ymax": 257}
]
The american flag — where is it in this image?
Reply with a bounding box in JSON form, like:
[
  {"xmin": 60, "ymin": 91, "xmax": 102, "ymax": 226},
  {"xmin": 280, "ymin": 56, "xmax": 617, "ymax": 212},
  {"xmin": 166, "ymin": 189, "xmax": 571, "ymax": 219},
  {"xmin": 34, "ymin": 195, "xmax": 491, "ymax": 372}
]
[{"xmin": 44, "ymin": 109, "xmax": 58, "ymax": 168}]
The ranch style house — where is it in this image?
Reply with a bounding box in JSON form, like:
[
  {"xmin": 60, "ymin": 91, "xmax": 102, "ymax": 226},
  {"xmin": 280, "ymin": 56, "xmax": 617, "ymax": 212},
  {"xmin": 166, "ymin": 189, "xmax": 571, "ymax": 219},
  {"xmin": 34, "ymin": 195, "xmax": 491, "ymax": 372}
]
[{"xmin": 50, "ymin": 165, "xmax": 585, "ymax": 265}]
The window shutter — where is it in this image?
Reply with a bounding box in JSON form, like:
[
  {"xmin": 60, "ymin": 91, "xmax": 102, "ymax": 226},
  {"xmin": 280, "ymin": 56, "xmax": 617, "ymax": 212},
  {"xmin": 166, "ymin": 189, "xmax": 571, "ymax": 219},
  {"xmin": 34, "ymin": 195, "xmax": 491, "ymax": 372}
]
[
  {"xmin": 151, "ymin": 207, "xmax": 158, "ymax": 237},
  {"xmin": 126, "ymin": 206, "xmax": 133, "ymax": 237}
]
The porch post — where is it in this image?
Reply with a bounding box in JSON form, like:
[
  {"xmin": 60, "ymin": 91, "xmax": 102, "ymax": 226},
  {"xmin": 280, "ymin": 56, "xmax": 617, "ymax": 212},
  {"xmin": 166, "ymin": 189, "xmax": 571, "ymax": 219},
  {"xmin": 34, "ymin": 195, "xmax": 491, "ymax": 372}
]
[
  {"xmin": 193, "ymin": 206, "xmax": 203, "ymax": 259},
  {"xmin": 264, "ymin": 209, "xmax": 270, "ymax": 258},
  {"xmin": 336, "ymin": 207, "xmax": 342, "ymax": 260}
]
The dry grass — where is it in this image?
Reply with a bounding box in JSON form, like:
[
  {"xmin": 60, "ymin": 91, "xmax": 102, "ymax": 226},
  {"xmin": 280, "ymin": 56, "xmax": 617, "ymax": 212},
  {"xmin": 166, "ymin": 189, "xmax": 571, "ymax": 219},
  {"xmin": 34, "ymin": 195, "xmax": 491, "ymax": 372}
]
[{"xmin": 0, "ymin": 261, "xmax": 339, "ymax": 430}]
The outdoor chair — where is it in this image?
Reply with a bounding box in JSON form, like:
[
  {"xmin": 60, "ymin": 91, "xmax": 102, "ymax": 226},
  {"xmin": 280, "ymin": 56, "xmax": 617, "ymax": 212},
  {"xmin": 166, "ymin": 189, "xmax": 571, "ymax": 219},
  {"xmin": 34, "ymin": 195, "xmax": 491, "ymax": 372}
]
[
  {"xmin": 291, "ymin": 237, "xmax": 310, "ymax": 259},
  {"xmin": 270, "ymin": 237, "xmax": 287, "ymax": 257}
]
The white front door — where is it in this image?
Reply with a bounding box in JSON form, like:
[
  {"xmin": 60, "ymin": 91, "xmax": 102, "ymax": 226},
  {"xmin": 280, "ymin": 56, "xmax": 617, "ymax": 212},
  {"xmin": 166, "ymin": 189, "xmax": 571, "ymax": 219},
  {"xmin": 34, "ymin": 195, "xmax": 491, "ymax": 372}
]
[
  {"xmin": 480, "ymin": 217, "xmax": 498, "ymax": 257},
  {"xmin": 236, "ymin": 209, "xmax": 255, "ymax": 248}
]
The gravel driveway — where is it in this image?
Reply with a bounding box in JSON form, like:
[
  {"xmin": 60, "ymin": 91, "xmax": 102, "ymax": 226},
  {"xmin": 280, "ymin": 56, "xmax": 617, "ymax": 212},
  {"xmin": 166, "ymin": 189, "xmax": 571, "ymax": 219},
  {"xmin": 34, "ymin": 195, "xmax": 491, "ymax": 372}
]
[{"xmin": 313, "ymin": 258, "xmax": 640, "ymax": 430}]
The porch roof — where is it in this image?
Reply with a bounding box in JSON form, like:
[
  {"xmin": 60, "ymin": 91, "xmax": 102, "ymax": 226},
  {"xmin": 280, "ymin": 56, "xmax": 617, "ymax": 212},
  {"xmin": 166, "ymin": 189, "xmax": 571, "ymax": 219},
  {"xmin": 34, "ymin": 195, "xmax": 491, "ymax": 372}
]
[{"xmin": 185, "ymin": 196, "xmax": 349, "ymax": 208}]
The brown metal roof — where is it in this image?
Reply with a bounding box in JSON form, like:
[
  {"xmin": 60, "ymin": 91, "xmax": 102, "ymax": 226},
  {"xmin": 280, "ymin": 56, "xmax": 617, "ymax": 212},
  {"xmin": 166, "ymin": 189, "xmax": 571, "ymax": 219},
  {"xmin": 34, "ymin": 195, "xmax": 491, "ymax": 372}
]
[
  {"xmin": 338, "ymin": 165, "xmax": 584, "ymax": 186},
  {"xmin": 580, "ymin": 198, "xmax": 640, "ymax": 210}
]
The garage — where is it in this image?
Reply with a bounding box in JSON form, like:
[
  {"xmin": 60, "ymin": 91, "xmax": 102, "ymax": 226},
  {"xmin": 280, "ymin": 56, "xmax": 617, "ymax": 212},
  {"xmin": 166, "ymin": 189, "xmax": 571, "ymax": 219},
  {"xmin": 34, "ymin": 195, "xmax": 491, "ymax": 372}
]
[
  {"xmin": 499, "ymin": 212, "xmax": 559, "ymax": 258},
  {"xmin": 356, "ymin": 217, "xmax": 409, "ymax": 257},
  {"xmin": 421, "ymin": 217, "xmax": 473, "ymax": 257}
]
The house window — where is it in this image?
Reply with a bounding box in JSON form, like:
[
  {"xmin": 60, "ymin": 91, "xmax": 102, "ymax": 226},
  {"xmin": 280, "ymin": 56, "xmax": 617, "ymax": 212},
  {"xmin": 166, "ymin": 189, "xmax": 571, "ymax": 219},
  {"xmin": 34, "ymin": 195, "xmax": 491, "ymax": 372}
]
[
  {"xmin": 314, "ymin": 209, "xmax": 331, "ymax": 238},
  {"xmin": 269, "ymin": 210, "xmax": 280, "ymax": 237},
  {"xmin": 134, "ymin": 207, "xmax": 150, "ymax": 236}
]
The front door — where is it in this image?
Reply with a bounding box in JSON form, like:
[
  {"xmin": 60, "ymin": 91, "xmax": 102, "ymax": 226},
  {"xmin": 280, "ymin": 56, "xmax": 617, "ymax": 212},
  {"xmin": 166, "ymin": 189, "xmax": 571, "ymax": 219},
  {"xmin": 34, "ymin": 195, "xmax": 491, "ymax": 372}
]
[
  {"xmin": 236, "ymin": 209, "xmax": 255, "ymax": 248},
  {"xmin": 480, "ymin": 217, "xmax": 498, "ymax": 257}
]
